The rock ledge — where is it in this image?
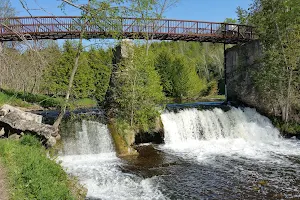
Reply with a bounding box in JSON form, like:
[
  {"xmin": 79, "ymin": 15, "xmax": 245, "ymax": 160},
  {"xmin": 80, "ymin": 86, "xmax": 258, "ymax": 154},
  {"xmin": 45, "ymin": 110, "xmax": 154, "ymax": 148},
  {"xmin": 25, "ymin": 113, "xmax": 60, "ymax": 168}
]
[{"xmin": 0, "ymin": 104, "xmax": 59, "ymax": 147}]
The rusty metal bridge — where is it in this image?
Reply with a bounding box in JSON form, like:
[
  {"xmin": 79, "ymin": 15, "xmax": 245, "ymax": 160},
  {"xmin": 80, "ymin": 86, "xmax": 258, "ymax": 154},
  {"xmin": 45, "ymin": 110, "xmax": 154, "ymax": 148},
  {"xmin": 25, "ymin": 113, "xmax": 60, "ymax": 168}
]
[{"xmin": 0, "ymin": 16, "xmax": 255, "ymax": 44}]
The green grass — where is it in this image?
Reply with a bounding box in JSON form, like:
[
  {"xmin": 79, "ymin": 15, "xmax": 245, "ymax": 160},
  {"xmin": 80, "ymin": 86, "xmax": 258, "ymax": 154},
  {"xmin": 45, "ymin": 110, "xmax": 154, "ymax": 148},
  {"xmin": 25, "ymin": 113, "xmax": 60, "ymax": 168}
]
[
  {"xmin": 0, "ymin": 89, "xmax": 63, "ymax": 108},
  {"xmin": 71, "ymin": 98, "xmax": 98, "ymax": 109},
  {"xmin": 0, "ymin": 135, "xmax": 86, "ymax": 200},
  {"xmin": 200, "ymin": 95, "xmax": 226, "ymax": 101},
  {"xmin": 0, "ymin": 89, "xmax": 98, "ymax": 109},
  {"xmin": 0, "ymin": 92, "xmax": 32, "ymax": 107}
]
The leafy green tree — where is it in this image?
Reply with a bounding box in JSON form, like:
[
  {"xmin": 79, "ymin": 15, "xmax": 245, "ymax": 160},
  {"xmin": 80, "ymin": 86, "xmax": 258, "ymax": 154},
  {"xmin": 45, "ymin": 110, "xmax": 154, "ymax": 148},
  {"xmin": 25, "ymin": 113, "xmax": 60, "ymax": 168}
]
[
  {"xmin": 43, "ymin": 41, "xmax": 95, "ymax": 98},
  {"xmin": 171, "ymin": 55, "xmax": 207, "ymax": 98},
  {"xmin": 248, "ymin": 0, "xmax": 300, "ymax": 122},
  {"xmin": 86, "ymin": 48, "xmax": 112, "ymax": 102},
  {"xmin": 236, "ymin": 6, "xmax": 249, "ymax": 24},
  {"xmin": 153, "ymin": 42, "xmax": 210, "ymax": 99},
  {"xmin": 115, "ymin": 45, "xmax": 164, "ymax": 131},
  {"xmin": 224, "ymin": 18, "xmax": 237, "ymax": 24},
  {"xmin": 155, "ymin": 50, "xmax": 174, "ymax": 96}
]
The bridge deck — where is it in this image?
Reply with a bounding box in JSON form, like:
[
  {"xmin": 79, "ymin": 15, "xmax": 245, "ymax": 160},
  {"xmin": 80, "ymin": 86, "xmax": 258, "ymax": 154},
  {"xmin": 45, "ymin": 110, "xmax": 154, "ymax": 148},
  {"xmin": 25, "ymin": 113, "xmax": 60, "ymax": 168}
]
[{"xmin": 0, "ymin": 16, "xmax": 255, "ymax": 44}]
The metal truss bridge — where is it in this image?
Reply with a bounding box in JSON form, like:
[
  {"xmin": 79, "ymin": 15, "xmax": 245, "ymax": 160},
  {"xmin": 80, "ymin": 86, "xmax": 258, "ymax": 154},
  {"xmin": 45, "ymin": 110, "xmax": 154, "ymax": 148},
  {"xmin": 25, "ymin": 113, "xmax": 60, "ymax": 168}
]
[{"xmin": 0, "ymin": 16, "xmax": 255, "ymax": 44}]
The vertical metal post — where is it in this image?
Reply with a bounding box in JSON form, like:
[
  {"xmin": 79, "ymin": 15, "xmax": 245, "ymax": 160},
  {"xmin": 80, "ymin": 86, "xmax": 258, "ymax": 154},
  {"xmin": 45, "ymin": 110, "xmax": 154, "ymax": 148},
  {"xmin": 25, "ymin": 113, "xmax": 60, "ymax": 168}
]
[{"xmin": 224, "ymin": 43, "xmax": 227, "ymax": 103}]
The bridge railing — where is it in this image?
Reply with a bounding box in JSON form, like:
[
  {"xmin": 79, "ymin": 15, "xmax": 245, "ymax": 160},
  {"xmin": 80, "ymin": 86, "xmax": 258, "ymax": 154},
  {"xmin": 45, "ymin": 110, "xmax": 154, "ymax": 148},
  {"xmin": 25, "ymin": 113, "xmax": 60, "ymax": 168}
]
[{"xmin": 0, "ymin": 16, "xmax": 255, "ymax": 42}]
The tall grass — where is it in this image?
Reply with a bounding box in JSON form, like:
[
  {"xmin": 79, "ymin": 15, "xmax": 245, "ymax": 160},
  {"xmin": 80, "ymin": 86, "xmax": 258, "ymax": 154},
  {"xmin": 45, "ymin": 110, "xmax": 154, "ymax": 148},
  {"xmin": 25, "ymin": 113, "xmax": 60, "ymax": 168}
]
[{"xmin": 0, "ymin": 135, "xmax": 86, "ymax": 200}]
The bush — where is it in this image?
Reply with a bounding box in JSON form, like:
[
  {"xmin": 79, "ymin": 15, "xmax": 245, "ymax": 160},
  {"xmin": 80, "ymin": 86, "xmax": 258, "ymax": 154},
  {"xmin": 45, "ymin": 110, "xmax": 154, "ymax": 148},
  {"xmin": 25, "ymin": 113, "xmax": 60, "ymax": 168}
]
[
  {"xmin": 0, "ymin": 136, "xmax": 86, "ymax": 200},
  {"xmin": 272, "ymin": 118, "xmax": 300, "ymax": 135},
  {"xmin": 206, "ymin": 80, "xmax": 219, "ymax": 96}
]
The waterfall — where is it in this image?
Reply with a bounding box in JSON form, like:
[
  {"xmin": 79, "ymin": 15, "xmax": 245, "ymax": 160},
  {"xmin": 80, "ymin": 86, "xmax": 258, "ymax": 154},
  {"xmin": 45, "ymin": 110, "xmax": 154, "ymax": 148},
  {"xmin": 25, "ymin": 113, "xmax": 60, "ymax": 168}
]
[
  {"xmin": 162, "ymin": 107, "xmax": 281, "ymax": 145},
  {"xmin": 61, "ymin": 120, "xmax": 114, "ymax": 155},
  {"xmin": 59, "ymin": 120, "xmax": 165, "ymax": 200},
  {"xmin": 160, "ymin": 107, "xmax": 300, "ymax": 161}
]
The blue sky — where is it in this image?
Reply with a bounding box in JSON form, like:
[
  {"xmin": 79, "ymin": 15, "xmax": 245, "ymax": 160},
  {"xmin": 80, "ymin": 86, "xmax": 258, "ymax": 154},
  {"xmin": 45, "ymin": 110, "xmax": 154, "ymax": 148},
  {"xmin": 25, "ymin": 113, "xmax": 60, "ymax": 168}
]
[{"xmin": 11, "ymin": 0, "xmax": 252, "ymax": 22}]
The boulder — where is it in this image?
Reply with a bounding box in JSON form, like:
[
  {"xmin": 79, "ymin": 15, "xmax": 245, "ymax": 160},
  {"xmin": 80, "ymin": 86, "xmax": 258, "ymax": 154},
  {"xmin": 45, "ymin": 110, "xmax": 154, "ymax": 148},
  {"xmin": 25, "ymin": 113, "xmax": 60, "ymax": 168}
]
[
  {"xmin": 8, "ymin": 133, "xmax": 20, "ymax": 140},
  {"xmin": 0, "ymin": 104, "xmax": 42, "ymax": 123},
  {"xmin": 0, "ymin": 104, "xmax": 59, "ymax": 147}
]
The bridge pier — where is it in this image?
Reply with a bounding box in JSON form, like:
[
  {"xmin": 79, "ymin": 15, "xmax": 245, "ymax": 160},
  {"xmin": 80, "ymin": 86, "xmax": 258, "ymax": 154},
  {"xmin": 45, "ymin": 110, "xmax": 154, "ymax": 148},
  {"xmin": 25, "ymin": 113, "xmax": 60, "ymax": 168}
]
[
  {"xmin": 105, "ymin": 39, "xmax": 134, "ymax": 116},
  {"xmin": 224, "ymin": 43, "xmax": 227, "ymax": 102}
]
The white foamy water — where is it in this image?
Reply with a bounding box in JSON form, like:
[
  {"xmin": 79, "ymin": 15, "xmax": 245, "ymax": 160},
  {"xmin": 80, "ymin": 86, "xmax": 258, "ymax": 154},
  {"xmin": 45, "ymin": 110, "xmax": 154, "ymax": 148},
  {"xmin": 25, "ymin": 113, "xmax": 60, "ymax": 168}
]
[
  {"xmin": 161, "ymin": 107, "xmax": 300, "ymax": 162},
  {"xmin": 59, "ymin": 120, "xmax": 165, "ymax": 200},
  {"xmin": 61, "ymin": 120, "xmax": 114, "ymax": 155}
]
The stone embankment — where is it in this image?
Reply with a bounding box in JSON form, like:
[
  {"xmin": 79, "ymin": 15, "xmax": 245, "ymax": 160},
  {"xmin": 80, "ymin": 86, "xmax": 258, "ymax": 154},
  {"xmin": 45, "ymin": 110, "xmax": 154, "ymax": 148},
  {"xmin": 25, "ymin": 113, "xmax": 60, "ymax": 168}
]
[{"xmin": 0, "ymin": 104, "xmax": 59, "ymax": 147}]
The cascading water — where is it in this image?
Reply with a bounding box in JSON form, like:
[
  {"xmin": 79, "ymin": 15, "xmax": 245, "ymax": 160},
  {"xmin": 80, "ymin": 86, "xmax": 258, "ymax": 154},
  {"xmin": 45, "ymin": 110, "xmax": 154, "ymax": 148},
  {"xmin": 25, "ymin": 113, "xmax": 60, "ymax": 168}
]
[
  {"xmin": 159, "ymin": 107, "xmax": 300, "ymax": 199},
  {"xmin": 161, "ymin": 107, "xmax": 299, "ymax": 160},
  {"xmin": 162, "ymin": 107, "xmax": 281, "ymax": 144},
  {"xmin": 59, "ymin": 120, "xmax": 165, "ymax": 200},
  {"xmin": 57, "ymin": 108, "xmax": 300, "ymax": 199},
  {"xmin": 61, "ymin": 120, "xmax": 114, "ymax": 155}
]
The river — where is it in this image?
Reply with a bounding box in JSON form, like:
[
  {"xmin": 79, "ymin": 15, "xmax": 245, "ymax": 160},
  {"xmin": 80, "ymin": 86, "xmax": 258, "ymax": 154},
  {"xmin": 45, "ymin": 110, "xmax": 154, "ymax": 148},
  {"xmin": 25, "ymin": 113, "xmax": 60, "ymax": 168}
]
[{"xmin": 59, "ymin": 107, "xmax": 300, "ymax": 199}]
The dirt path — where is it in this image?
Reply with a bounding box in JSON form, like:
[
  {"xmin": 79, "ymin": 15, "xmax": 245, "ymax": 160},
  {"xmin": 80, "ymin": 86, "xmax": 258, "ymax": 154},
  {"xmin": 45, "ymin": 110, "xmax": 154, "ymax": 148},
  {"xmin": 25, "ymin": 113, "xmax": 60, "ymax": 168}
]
[{"xmin": 0, "ymin": 162, "xmax": 8, "ymax": 200}]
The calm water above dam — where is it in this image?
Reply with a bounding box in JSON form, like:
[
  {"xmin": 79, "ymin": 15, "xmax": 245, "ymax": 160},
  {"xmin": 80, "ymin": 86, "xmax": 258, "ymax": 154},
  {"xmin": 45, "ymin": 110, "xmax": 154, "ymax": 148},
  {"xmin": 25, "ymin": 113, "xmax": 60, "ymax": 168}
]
[{"xmin": 59, "ymin": 107, "xmax": 300, "ymax": 200}]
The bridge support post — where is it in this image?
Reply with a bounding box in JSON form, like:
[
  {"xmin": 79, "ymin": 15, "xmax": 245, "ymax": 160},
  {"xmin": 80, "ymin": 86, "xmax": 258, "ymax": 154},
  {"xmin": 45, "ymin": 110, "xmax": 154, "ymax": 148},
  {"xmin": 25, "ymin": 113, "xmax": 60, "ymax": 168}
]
[
  {"xmin": 105, "ymin": 39, "xmax": 134, "ymax": 116},
  {"xmin": 224, "ymin": 43, "xmax": 227, "ymax": 103}
]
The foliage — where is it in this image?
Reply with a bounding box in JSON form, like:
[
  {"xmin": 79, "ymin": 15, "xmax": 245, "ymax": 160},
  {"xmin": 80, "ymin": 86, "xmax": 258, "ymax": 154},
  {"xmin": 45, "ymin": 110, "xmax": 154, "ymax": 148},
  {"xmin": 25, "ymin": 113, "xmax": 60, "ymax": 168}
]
[
  {"xmin": 0, "ymin": 136, "xmax": 86, "ymax": 200},
  {"xmin": 271, "ymin": 117, "xmax": 300, "ymax": 135},
  {"xmin": 42, "ymin": 41, "xmax": 113, "ymax": 104},
  {"xmin": 1, "ymin": 89, "xmax": 63, "ymax": 108},
  {"xmin": 247, "ymin": 0, "xmax": 300, "ymax": 122},
  {"xmin": 42, "ymin": 41, "xmax": 96, "ymax": 99},
  {"xmin": 236, "ymin": 6, "xmax": 249, "ymax": 24},
  {"xmin": 114, "ymin": 44, "xmax": 165, "ymax": 131},
  {"xmin": 85, "ymin": 48, "xmax": 112, "ymax": 102},
  {"xmin": 0, "ymin": 0, "xmax": 15, "ymax": 18},
  {"xmin": 153, "ymin": 42, "xmax": 218, "ymax": 98}
]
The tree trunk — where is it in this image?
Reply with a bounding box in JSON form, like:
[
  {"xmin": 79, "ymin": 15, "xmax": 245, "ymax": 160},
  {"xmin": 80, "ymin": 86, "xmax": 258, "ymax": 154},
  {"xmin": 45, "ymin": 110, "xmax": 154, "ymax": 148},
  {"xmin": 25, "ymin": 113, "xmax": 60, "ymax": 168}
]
[
  {"xmin": 53, "ymin": 37, "xmax": 83, "ymax": 128},
  {"xmin": 285, "ymin": 69, "xmax": 293, "ymax": 122}
]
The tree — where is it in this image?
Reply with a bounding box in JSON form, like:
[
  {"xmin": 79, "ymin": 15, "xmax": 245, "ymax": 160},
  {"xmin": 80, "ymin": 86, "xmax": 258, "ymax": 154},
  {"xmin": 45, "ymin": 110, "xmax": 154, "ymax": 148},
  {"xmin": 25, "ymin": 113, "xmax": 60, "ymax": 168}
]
[
  {"xmin": 154, "ymin": 47, "xmax": 207, "ymax": 99},
  {"xmin": 0, "ymin": 0, "xmax": 15, "ymax": 18},
  {"xmin": 236, "ymin": 6, "xmax": 249, "ymax": 24},
  {"xmin": 130, "ymin": 0, "xmax": 179, "ymax": 55},
  {"xmin": 86, "ymin": 48, "xmax": 112, "ymax": 102},
  {"xmin": 115, "ymin": 44, "xmax": 164, "ymax": 131},
  {"xmin": 248, "ymin": 0, "xmax": 300, "ymax": 122}
]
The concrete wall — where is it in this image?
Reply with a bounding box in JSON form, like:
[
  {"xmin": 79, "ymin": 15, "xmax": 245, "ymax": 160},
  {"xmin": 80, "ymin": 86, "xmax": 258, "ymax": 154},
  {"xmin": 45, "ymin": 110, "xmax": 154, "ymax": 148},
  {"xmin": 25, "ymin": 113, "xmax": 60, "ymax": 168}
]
[
  {"xmin": 225, "ymin": 40, "xmax": 276, "ymax": 116},
  {"xmin": 226, "ymin": 40, "xmax": 300, "ymax": 125}
]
